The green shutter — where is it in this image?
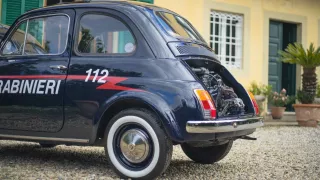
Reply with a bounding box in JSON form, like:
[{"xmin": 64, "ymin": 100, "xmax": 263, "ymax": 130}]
[
  {"xmin": 1, "ymin": 0, "xmax": 42, "ymax": 25},
  {"xmin": 2, "ymin": 0, "xmax": 22, "ymax": 25},
  {"xmin": 25, "ymin": 0, "xmax": 41, "ymax": 12},
  {"xmin": 118, "ymin": 32, "xmax": 125, "ymax": 53},
  {"xmin": 26, "ymin": 0, "xmax": 44, "ymax": 43},
  {"xmin": 118, "ymin": 31, "xmax": 135, "ymax": 53},
  {"xmin": 28, "ymin": 19, "xmax": 43, "ymax": 43},
  {"xmin": 134, "ymin": 0, "xmax": 154, "ymax": 4}
]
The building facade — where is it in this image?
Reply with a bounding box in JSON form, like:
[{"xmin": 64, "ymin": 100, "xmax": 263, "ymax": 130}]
[
  {"xmin": 155, "ymin": 0, "xmax": 320, "ymax": 95},
  {"xmin": 0, "ymin": 0, "xmax": 320, "ymax": 94}
]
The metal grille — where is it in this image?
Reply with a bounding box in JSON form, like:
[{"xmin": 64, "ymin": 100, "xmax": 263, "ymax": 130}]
[{"xmin": 210, "ymin": 11, "xmax": 243, "ymax": 69}]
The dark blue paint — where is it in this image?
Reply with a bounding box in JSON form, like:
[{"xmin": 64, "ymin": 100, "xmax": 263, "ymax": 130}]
[{"xmin": 0, "ymin": 1, "xmax": 256, "ymax": 144}]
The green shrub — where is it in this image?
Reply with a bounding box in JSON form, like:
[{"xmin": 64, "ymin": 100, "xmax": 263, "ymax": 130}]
[
  {"xmin": 297, "ymin": 90, "xmax": 314, "ymax": 104},
  {"xmin": 248, "ymin": 81, "xmax": 272, "ymax": 96},
  {"xmin": 279, "ymin": 43, "xmax": 320, "ymax": 97}
]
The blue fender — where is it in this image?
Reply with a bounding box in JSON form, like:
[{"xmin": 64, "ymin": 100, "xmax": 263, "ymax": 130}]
[{"xmin": 92, "ymin": 90, "xmax": 183, "ymax": 142}]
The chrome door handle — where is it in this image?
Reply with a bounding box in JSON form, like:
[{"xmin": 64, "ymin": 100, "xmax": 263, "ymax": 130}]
[{"xmin": 50, "ymin": 65, "xmax": 68, "ymax": 71}]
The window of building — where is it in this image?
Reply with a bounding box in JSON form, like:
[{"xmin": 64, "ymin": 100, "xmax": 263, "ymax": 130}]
[
  {"xmin": 210, "ymin": 11, "xmax": 243, "ymax": 69},
  {"xmin": 2, "ymin": 15, "xmax": 69, "ymax": 55},
  {"xmin": 77, "ymin": 14, "xmax": 136, "ymax": 55},
  {"xmin": 46, "ymin": 0, "xmax": 73, "ymax": 6}
]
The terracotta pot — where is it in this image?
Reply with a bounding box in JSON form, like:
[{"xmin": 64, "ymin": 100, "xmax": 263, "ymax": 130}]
[
  {"xmin": 271, "ymin": 107, "xmax": 286, "ymax": 120},
  {"xmin": 293, "ymin": 104, "xmax": 320, "ymax": 127}
]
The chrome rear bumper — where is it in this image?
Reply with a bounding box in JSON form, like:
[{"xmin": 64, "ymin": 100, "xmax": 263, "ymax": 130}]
[{"xmin": 186, "ymin": 117, "xmax": 264, "ymax": 133}]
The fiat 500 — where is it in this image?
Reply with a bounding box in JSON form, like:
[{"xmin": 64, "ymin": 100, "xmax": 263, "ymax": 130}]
[{"xmin": 0, "ymin": 1, "xmax": 263, "ymax": 179}]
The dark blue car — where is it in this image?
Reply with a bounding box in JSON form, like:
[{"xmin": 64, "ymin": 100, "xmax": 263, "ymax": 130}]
[{"xmin": 0, "ymin": 1, "xmax": 263, "ymax": 179}]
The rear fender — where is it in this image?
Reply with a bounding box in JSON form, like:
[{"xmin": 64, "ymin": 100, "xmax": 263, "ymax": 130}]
[{"xmin": 92, "ymin": 90, "xmax": 183, "ymax": 142}]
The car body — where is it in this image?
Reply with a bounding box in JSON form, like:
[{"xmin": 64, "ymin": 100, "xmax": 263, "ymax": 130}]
[{"xmin": 0, "ymin": 1, "xmax": 263, "ymax": 179}]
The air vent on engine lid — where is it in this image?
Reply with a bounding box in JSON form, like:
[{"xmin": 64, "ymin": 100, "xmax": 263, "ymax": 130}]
[
  {"xmin": 167, "ymin": 42, "xmax": 217, "ymax": 59},
  {"xmin": 176, "ymin": 45, "xmax": 202, "ymax": 54}
]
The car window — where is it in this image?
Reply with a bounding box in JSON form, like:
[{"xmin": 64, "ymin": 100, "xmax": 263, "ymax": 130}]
[
  {"xmin": 155, "ymin": 11, "xmax": 203, "ymax": 41},
  {"xmin": 77, "ymin": 14, "xmax": 136, "ymax": 55},
  {"xmin": 25, "ymin": 16, "xmax": 69, "ymax": 55},
  {"xmin": 2, "ymin": 22, "xmax": 27, "ymax": 55},
  {"xmin": 2, "ymin": 15, "xmax": 69, "ymax": 56}
]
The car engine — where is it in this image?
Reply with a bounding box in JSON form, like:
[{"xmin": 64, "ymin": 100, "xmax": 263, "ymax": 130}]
[{"xmin": 192, "ymin": 67, "xmax": 245, "ymax": 117}]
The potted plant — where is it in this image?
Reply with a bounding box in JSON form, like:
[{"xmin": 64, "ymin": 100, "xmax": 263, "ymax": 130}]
[
  {"xmin": 248, "ymin": 81, "xmax": 272, "ymax": 116},
  {"xmin": 279, "ymin": 42, "xmax": 320, "ymax": 127},
  {"xmin": 294, "ymin": 90, "xmax": 320, "ymax": 127},
  {"xmin": 248, "ymin": 81, "xmax": 272, "ymax": 101},
  {"xmin": 269, "ymin": 89, "xmax": 291, "ymax": 119}
]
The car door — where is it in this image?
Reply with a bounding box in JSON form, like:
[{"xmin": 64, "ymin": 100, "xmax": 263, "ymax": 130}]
[
  {"xmin": 0, "ymin": 10, "xmax": 75, "ymax": 132},
  {"xmin": 63, "ymin": 8, "xmax": 154, "ymax": 136}
]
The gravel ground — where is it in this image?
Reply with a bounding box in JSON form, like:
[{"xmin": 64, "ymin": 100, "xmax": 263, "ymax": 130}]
[{"xmin": 0, "ymin": 126, "xmax": 320, "ymax": 180}]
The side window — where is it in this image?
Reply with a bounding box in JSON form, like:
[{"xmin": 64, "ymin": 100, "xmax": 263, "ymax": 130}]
[
  {"xmin": 2, "ymin": 15, "xmax": 69, "ymax": 56},
  {"xmin": 2, "ymin": 22, "xmax": 27, "ymax": 55},
  {"xmin": 77, "ymin": 14, "xmax": 136, "ymax": 55},
  {"xmin": 25, "ymin": 16, "xmax": 69, "ymax": 55}
]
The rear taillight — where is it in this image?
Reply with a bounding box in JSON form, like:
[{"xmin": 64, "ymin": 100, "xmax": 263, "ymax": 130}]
[
  {"xmin": 248, "ymin": 92, "xmax": 259, "ymax": 115},
  {"xmin": 194, "ymin": 89, "xmax": 216, "ymax": 120}
]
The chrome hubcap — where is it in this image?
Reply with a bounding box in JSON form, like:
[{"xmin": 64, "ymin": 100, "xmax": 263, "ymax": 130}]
[{"xmin": 119, "ymin": 129, "xmax": 150, "ymax": 164}]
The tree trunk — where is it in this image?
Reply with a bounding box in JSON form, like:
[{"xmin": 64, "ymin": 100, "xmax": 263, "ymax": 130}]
[{"xmin": 302, "ymin": 67, "xmax": 317, "ymax": 96}]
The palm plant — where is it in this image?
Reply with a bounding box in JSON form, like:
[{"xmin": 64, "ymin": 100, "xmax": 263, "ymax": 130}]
[{"xmin": 279, "ymin": 43, "xmax": 320, "ymax": 99}]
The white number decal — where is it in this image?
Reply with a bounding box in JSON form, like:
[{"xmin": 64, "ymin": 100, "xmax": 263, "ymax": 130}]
[
  {"xmin": 85, "ymin": 69, "xmax": 109, "ymax": 83},
  {"xmin": 92, "ymin": 69, "xmax": 100, "ymax": 83},
  {"xmin": 85, "ymin": 69, "xmax": 92, "ymax": 82},
  {"xmin": 98, "ymin": 69, "xmax": 109, "ymax": 83}
]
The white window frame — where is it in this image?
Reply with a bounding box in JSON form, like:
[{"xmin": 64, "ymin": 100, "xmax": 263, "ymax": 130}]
[{"xmin": 210, "ymin": 11, "xmax": 243, "ymax": 69}]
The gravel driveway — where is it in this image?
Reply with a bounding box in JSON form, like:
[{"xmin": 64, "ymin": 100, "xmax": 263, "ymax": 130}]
[{"xmin": 0, "ymin": 126, "xmax": 319, "ymax": 180}]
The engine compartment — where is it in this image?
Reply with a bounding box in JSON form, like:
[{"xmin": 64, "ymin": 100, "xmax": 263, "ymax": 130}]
[{"xmin": 192, "ymin": 67, "xmax": 245, "ymax": 118}]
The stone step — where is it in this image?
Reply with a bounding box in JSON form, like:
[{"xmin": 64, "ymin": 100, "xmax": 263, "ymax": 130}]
[
  {"xmin": 264, "ymin": 112, "xmax": 296, "ymax": 122},
  {"xmin": 262, "ymin": 112, "xmax": 298, "ymax": 126},
  {"xmin": 264, "ymin": 121, "xmax": 298, "ymax": 126}
]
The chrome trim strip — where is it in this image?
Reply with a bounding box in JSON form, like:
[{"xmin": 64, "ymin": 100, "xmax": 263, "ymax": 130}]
[
  {"xmin": 22, "ymin": 19, "xmax": 29, "ymax": 54},
  {"xmin": 0, "ymin": 134, "xmax": 89, "ymax": 143},
  {"xmin": 186, "ymin": 117, "xmax": 264, "ymax": 133}
]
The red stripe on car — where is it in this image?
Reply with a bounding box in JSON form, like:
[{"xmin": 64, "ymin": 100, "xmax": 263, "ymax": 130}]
[{"xmin": 0, "ymin": 75, "xmax": 142, "ymax": 91}]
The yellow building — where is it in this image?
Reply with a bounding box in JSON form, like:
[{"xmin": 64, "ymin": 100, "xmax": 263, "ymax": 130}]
[
  {"xmin": 155, "ymin": 0, "xmax": 320, "ymax": 95},
  {"xmin": 1, "ymin": 0, "xmax": 320, "ymax": 95}
]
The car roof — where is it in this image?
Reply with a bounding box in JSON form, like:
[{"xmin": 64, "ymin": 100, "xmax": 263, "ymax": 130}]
[{"xmin": 26, "ymin": 0, "xmax": 174, "ymax": 15}]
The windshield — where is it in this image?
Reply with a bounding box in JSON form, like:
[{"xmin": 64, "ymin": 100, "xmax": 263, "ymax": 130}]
[{"xmin": 155, "ymin": 11, "xmax": 203, "ymax": 42}]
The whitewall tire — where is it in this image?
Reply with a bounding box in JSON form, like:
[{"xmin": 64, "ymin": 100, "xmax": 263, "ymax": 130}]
[{"xmin": 104, "ymin": 108, "xmax": 172, "ymax": 180}]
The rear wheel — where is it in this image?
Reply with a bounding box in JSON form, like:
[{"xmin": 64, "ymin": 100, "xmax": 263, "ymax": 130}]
[
  {"xmin": 181, "ymin": 141, "xmax": 233, "ymax": 164},
  {"xmin": 104, "ymin": 108, "xmax": 172, "ymax": 180}
]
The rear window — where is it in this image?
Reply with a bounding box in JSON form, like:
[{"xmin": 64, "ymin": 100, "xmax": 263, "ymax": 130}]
[
  {"xmin": 77, "ymin": 14, "xmax": 136, "ymax": 55},
  {"xmin": 155, "ymin": 11, "xmax": 202, "ymax": 41}
]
